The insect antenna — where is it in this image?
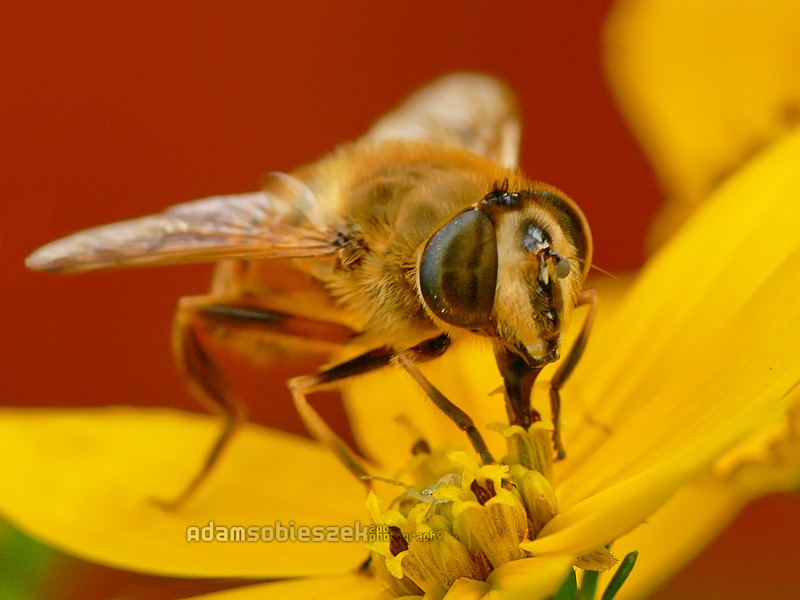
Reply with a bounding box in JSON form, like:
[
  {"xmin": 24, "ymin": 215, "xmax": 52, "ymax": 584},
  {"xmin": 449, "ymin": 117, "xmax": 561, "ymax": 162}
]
[{"xmin": 574, "ymin": 257, "xmax": 618, "ymax": 281}]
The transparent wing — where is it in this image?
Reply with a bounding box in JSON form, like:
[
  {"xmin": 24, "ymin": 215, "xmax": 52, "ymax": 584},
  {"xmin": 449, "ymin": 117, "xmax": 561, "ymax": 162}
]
[
  {"xmin": 362, "ymin": 72, "xmax": 521, "ymax": 169},
  {"xmin": 26, "ymin": 174, "xmax": 339, "ymax": 273}
]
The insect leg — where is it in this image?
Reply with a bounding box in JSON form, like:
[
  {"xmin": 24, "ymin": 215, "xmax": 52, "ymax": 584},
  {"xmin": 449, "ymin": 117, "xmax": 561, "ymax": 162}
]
[
  {"xmin": 163, "ymin": 295, "xmax": 354, "ymax": 509},
  {"xmin": 290, "ymin": 334, "xmax": 497, "ymax": 480},
  {"xmin": 155, "ymin": 296, "xmax": 245, "ymax": 509},
  {"xmin": 549, "ymin": 288, "xmax": 597, "ymax": 459},
  {"xmin": 289, "ymin": 348, "xmax": 395, "ymax": 481},
  {"xmin": 396, "ymin": 335, "xmax": 495, "ymax": 465}
]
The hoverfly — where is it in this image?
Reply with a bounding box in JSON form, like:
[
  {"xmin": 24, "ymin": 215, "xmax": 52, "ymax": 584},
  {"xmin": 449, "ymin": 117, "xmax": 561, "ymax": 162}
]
[{"xmin": 26, "ymin": 73, "xmax": 595, "ymax": 508}]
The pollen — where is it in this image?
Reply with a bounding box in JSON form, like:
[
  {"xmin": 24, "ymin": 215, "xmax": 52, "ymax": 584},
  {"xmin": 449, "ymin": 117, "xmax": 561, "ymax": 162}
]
[{"xmin": 364, "ymin": 425, "xmax": 604, "ymax": 599}]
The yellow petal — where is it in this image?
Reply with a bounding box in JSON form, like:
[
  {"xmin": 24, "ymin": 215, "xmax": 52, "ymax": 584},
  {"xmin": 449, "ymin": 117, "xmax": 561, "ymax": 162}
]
[
  {"xmin": 562, "ymin": 249, "xmax": 800, "ymax": 507},
  {"xmin": 345, "ymin": 342, "xmax": 509, "ymax": 470},
  {"xmin": 607, "ymin": 392, "xmax": 800, "ymax": 599},
  {"xmin": 605, "ymin": 0, "xmax": 800, "ymax": 246},
  {"xmin": 191, "ymin": 573, "xmax": 384, "ymax": 600},
  {"xmin": 560, "ymin": 127, "xmax": 800, "ymax": 499},
  {"xmin": 523, "ymin": 424, "xmax": 753, "ymax": 557},
  {"xmin": 712, "ymin": 388, "xmax": 800, "ymax": 495},
  {"xmin": 523, "ymin": 128, "xmax": 800, "ymax": 558},
  {"xmin": 442, "ymin": 578, "xmax": 489, "ymax": 600},
  {"xmin": 482, "ymin": 555, "xmax": 575, "ymax": 600},
  {"xmin": 0, "ymin": 408, "xmax": 367, "ymax": 577},
  {"xmin": 601, "ymin": 472, "xmax": 745, "ymax": 600}
]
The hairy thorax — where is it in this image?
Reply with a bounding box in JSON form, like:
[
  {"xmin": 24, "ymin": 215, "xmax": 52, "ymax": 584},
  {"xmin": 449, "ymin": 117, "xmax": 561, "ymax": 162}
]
[{"xmin": 312, "ymin": 142, "xmax": 525, "ymax": 348}]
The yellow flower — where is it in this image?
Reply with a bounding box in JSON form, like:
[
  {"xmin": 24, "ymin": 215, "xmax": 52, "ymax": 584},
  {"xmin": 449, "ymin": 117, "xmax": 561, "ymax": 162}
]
[
  {"xmin": 5, "ymin": 2, "xmax": 800, "ymax": 597},
  {"xmin": 2, "ymin": 119, "xmax": 800, "ymax": 598},
  {"xmin": 346, "ymin": 126, "xmax": 800, "ymax": 597},
  {"xmin": 605, "ymin": 0, "xmax": 800, "ymax": 250}
]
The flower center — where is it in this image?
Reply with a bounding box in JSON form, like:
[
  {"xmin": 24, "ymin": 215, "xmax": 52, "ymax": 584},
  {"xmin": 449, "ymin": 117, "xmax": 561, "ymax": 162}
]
[{"xmin": 365, "ymin": 424, "xmax": 568, "ymax": 599}]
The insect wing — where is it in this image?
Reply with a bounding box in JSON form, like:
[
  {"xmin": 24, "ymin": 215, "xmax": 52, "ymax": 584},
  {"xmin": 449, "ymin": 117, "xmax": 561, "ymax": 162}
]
[
  {"xmin": 362, "ymin": 72, "xmax": 521, "ymax": 169},
  {"xmin": 26, "ymin": 174, "xmax": 339, "ymax": 273}
]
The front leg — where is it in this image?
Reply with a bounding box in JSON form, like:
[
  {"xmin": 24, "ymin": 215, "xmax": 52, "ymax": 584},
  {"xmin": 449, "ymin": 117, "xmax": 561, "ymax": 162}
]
[
  {"xmin": 396, "ymin": 336, "xmax": 495, "ymax": 465},
  {"xmin": 548, "ymin": 288, "xmax": 597, "ymax": 459},
  {"xmin": 290, "ymin": 334, "xmax": 496, "ymax": 482}
]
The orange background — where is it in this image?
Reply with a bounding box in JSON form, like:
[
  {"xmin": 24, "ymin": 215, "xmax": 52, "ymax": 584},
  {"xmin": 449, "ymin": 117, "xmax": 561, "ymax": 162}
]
[{"xmin": 1, "ymin": 2, "xmax": 797, "ymax": 598}]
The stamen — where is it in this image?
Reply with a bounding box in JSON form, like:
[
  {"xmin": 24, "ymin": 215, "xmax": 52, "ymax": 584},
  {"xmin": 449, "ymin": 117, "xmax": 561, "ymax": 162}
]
[
  {"xmin": 388, "ymin": 526, "xmax": 409, "ymax": 556},
  {"xmin": 365, "ymin": 396, "xmax": 617, "ymax": 598},
  {"xmin": 470, "ymin": 479, "xmax": 496, "ymax": 505}
]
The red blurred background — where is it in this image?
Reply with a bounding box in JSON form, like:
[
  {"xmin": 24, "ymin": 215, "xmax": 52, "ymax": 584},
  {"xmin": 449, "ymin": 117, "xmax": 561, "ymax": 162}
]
[{"xmin": 1, "ymin": 1, "xmax": 797, "ymax": 599}]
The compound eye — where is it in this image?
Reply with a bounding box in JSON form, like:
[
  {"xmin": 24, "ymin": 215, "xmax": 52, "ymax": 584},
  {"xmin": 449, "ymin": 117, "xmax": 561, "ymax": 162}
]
[{"xmin": 418, "ymin": 209, "xmax": 497, "ymax": 329}]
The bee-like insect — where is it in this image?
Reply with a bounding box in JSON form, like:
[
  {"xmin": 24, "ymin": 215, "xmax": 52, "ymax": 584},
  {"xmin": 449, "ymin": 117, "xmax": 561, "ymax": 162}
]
[{"xmin": 26, "ymin": 73, "xmax": 595, "ymax": 507}]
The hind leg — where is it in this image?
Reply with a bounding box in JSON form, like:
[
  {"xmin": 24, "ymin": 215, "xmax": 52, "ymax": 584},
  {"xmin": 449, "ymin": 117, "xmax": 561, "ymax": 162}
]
[{"xmin": 158, "ymin": 294, "xmax": 354, "ymax": 509}]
